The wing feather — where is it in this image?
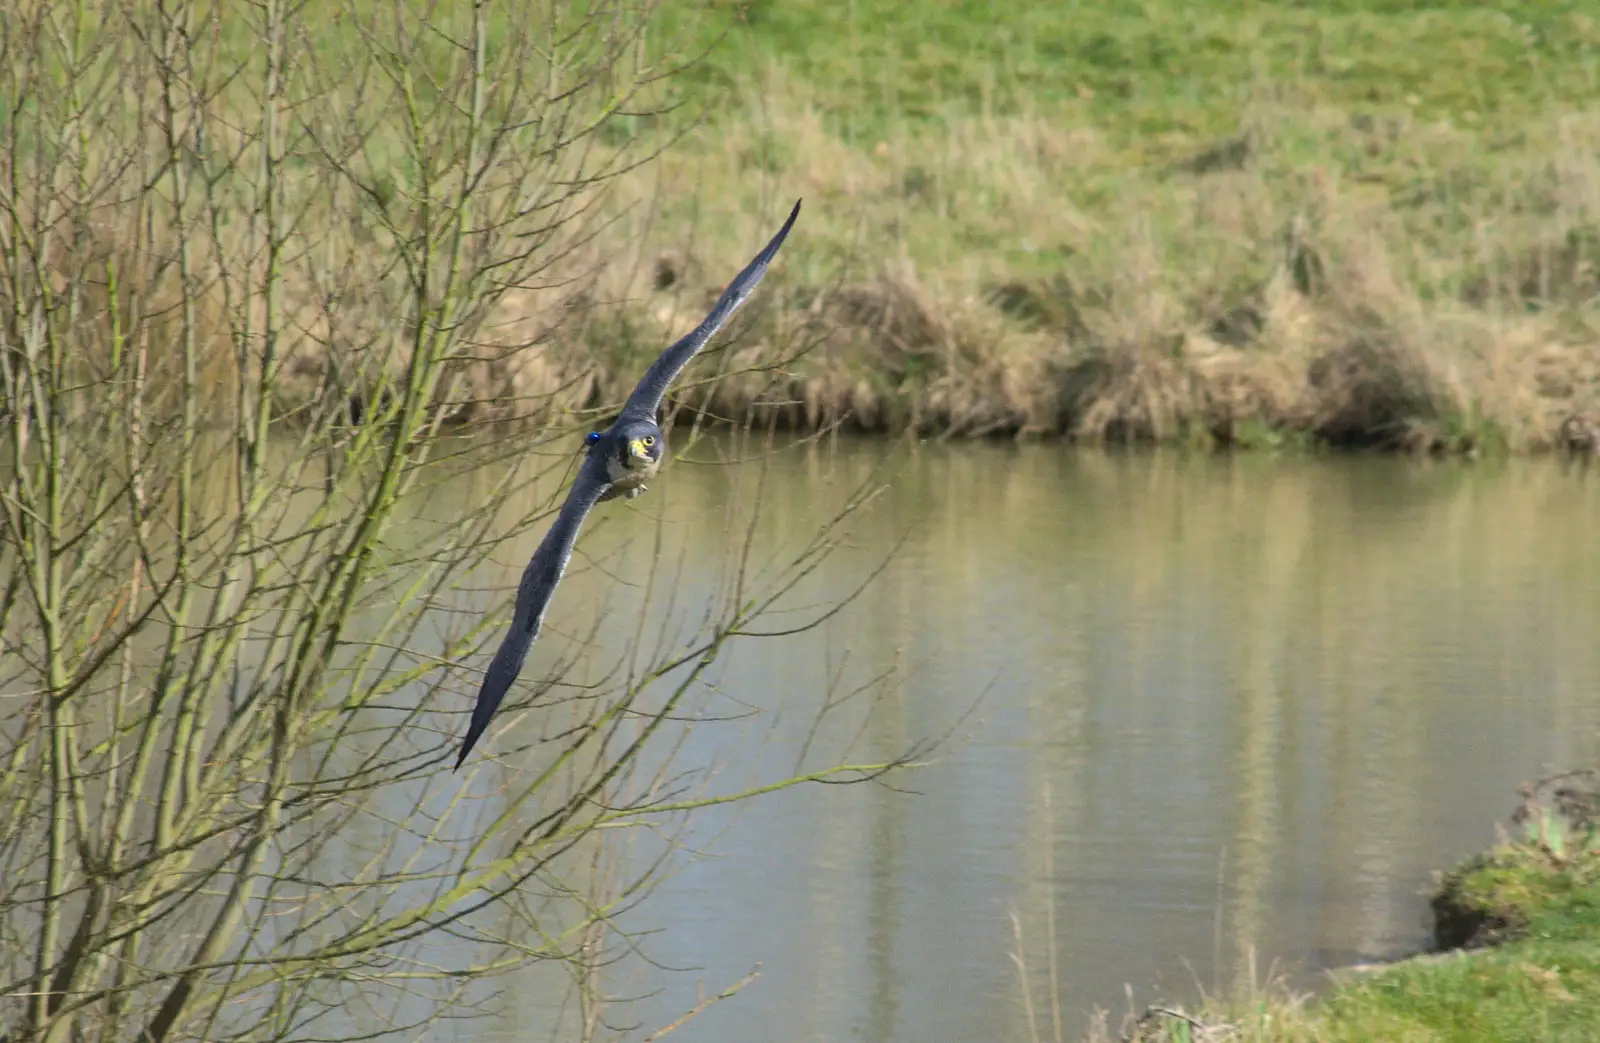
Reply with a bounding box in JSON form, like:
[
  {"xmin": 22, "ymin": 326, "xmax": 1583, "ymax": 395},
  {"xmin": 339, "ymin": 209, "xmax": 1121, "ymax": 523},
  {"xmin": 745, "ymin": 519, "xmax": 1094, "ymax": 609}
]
[
  {"xmin": 455, "ymin": 460, "xmax": 612, "ymax": 769},
  {"xmin": 618, "ymin": 199, "xmax": 802, "ymax": 422}
]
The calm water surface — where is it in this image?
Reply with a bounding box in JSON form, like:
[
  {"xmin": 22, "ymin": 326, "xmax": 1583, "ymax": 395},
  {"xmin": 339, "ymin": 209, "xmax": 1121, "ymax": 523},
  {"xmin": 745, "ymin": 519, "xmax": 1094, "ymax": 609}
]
[{"xmin": 418, "ymin": 442, "xmax": 1600, "ymax": 1042}]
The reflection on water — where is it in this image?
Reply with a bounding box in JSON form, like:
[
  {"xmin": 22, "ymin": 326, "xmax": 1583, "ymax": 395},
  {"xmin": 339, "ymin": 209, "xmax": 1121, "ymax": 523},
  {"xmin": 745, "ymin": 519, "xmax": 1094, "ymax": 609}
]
[{"xmin": 408, "ymin": 441, "xmax": 1600, "ymax": 1041}]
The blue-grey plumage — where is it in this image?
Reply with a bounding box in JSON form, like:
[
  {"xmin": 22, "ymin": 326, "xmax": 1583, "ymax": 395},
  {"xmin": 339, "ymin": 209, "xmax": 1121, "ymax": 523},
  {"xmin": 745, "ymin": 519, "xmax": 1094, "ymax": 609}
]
[
  {"xmin": 453, "ymin": 448, "xmax": 612, "ymax": 771},
  {"xmin": 618, "ymin": 198, "xmax": 803, "ymax": 424},
  {"xmin": 454, "ymin": 199, "xmax": 802, "ymax": 769}
]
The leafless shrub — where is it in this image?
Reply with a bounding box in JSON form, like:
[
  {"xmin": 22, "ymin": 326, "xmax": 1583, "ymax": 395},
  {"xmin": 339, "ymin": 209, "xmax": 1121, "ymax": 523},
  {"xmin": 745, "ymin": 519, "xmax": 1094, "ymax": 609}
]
[{"xmin": 0, "ymin": 3, "xmax": 916, "ymax": 1041}]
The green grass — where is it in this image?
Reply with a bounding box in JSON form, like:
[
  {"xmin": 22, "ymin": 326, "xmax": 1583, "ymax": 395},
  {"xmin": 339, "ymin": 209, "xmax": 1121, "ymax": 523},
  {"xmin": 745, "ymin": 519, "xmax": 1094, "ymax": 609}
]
[
  {"xmin": 653, "ymin": 1, "xmax": 1600, "ymax": 149},
  {"xmin": 1119, "ymin": 827, "xmax": 1600, "ymax": 1042},
  {"xmin": 590, "ymin": 0, "xmax": 1600, "ymax": 450},
  {"xmin": 1309, "ymin": 840, "xmax": 1600, "ymax": 1043},
  {"xmin": 24, "ymin": 1, "xmax": 1600, "ymax": 448},
  {"xmin": 1435, "ymin": 828, "xmax": 1600, "ymax": 947},
  {"xmin": 1310, "ymin": 940, "xmax": 1600, "ymax": 1042}
]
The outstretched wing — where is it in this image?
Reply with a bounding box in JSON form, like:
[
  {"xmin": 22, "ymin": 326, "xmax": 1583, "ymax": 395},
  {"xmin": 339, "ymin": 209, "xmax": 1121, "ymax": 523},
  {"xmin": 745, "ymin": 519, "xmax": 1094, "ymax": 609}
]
[
  {"xmin": 618, "ymin": 199, "xmax": 802, "ymax": 423},
  {"xmin": 455, "ymin": 459, "xmax": 613, "ymax": 770}
]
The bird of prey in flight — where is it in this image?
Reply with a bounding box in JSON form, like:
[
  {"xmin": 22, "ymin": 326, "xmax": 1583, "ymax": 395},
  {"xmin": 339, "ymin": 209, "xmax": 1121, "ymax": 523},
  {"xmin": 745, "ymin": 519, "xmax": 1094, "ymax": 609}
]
[{"xmin": 455, "ymin": 199, "xmax": 803, "ymax": 769}]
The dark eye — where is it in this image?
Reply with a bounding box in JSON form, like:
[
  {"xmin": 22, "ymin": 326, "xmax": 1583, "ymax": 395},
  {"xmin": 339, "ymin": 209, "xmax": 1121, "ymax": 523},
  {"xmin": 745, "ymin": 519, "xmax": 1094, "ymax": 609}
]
[
  {"xmin": 642, "ymin": 435, "xmax": 655, "ymax": 446},
  {"xmin": 584, "ymin": 431, "xmax": 602, "ymax": 446}
]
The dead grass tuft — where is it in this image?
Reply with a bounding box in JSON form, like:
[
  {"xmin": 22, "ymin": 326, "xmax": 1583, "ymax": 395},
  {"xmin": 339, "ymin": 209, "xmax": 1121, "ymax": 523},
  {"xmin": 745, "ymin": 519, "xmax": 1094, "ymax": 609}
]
[
  {"xmin": 589, "ymin": 96, "xmax": 1600, "ymax": 452},
  {"xmin": 21, "ymin": 74, "xmax": 1600, "ymax": 452}
]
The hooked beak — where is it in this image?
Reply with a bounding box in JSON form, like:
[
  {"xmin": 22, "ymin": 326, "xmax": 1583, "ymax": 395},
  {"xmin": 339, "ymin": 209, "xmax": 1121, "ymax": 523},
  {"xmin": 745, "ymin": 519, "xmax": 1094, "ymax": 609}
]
[{"xmin": 627, "ymin": 438, "xmax": 651, "ymax": 462}]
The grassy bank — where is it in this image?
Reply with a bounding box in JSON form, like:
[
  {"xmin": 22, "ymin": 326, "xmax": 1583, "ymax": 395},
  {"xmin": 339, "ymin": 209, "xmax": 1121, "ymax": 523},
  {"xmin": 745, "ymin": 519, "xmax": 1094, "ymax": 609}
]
[
  {"xmin": 9, "ymin": 2, "xmax": 1600, "ymax": 451},
  {"xmin": 573, "ymin": 1, "xmax": 1600, "ymax": 451},
  {"xmin": 1093, "ymin": 771, "xmax": 1600, "ymax": 1042}
]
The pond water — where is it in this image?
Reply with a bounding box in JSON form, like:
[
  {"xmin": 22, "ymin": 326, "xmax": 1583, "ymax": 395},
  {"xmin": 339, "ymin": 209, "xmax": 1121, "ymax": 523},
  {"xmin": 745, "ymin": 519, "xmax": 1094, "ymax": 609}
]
[{"xmin": 428, "ymin": 440, "xmax": 1600, "ymax": 1042}]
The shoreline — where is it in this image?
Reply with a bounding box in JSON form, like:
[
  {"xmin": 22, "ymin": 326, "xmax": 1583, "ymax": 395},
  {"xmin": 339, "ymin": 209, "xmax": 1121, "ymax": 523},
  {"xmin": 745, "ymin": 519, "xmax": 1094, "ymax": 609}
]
[{"xmin": 1105, "ymin": 770, "xmax": 1600, "ymax": 1042}]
